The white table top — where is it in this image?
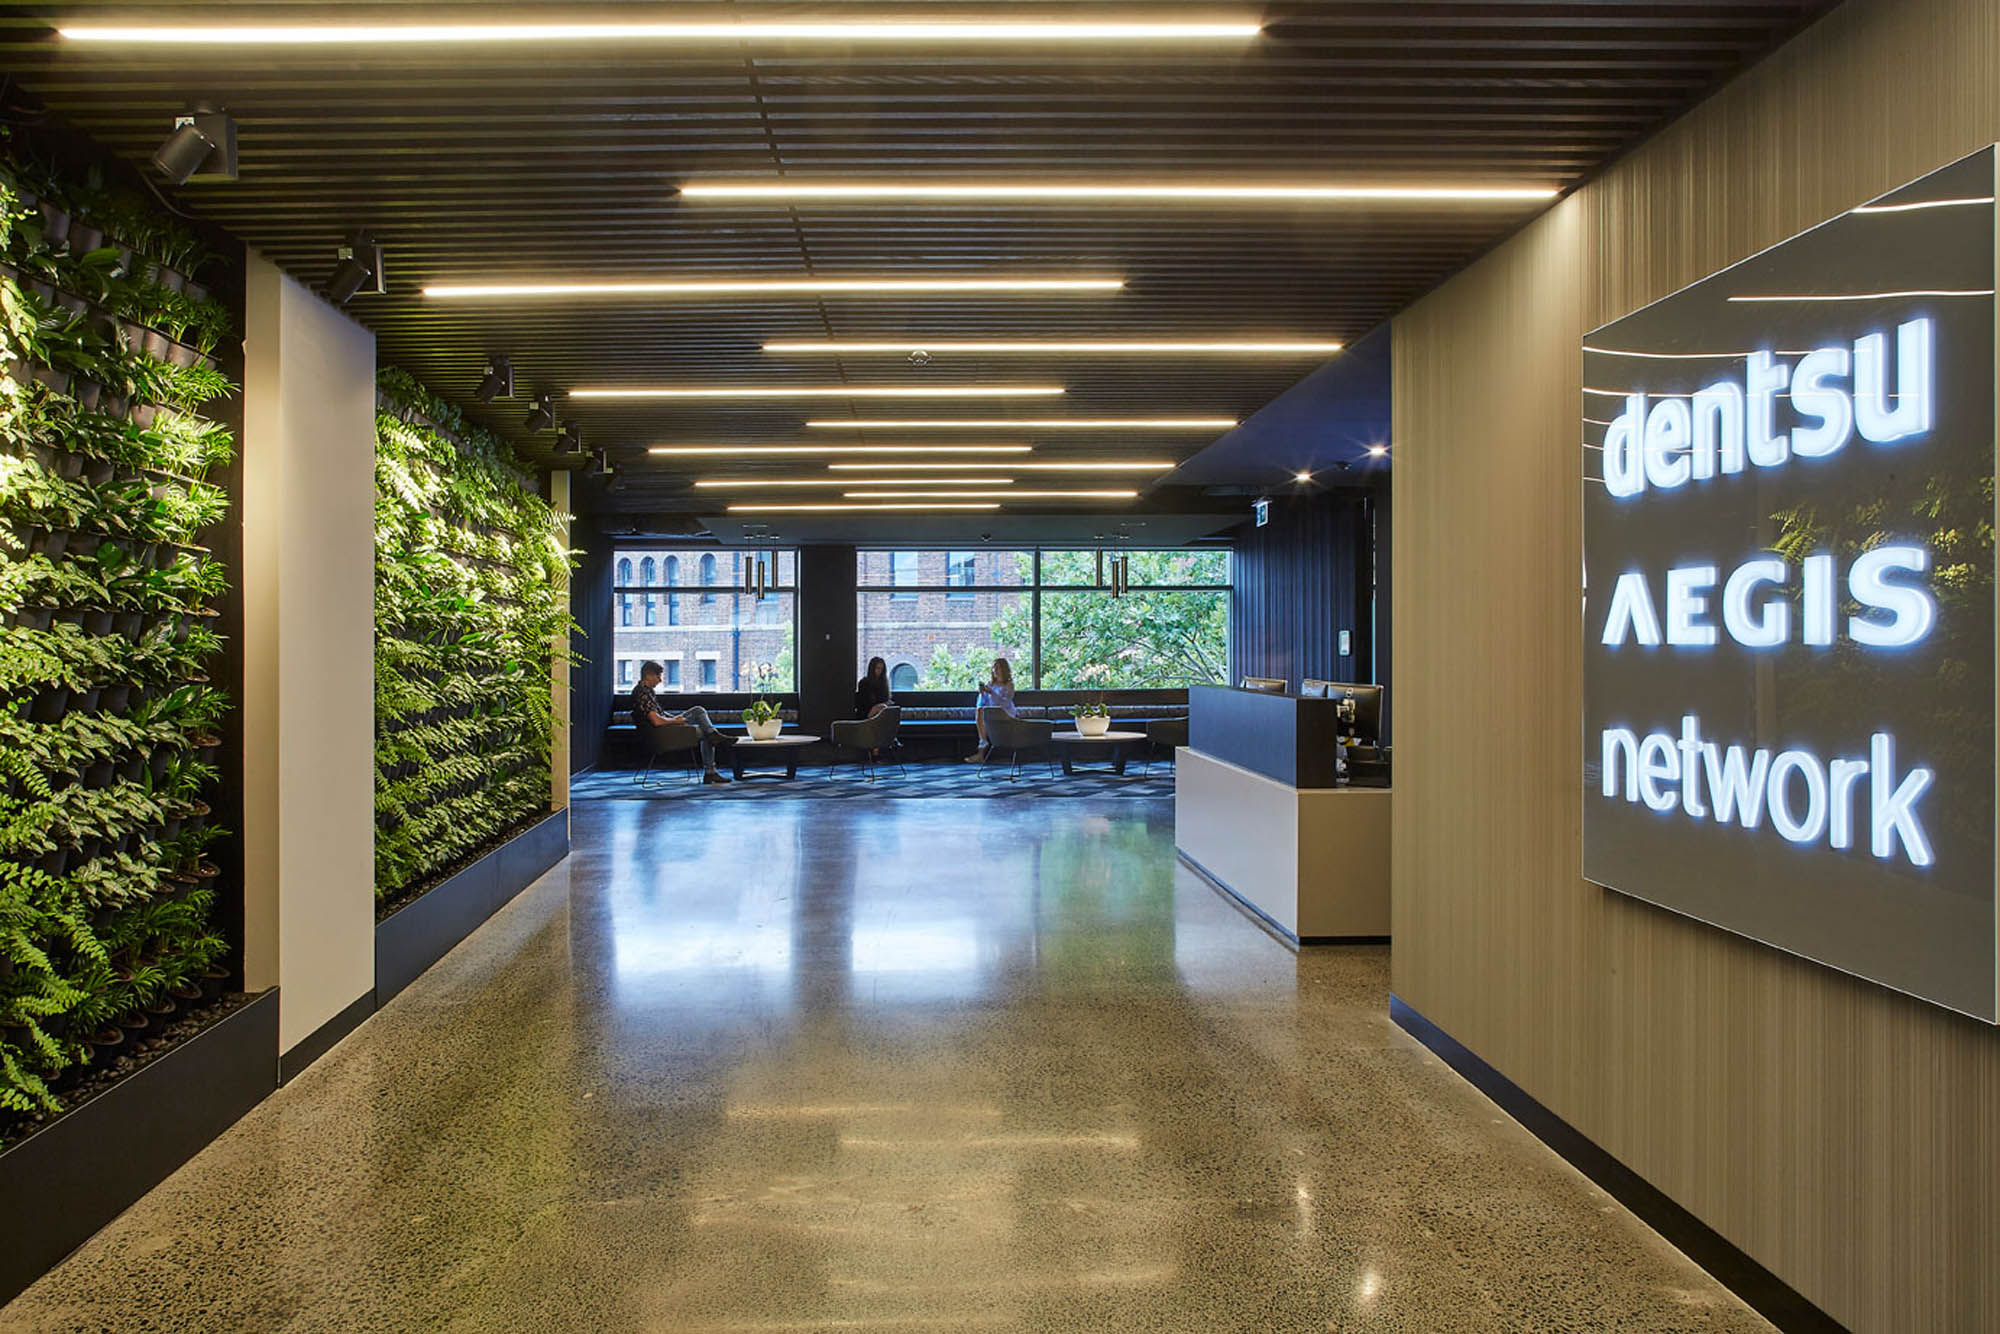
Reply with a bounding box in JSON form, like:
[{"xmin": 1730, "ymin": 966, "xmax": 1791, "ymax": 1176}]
[
  {"xmin": 1053, "ymin": 730, "xmax": 1146, "ymax": 743},
  {"xmin": 733, "ymin": 733, "xmax": 819, "ymax": 747}
]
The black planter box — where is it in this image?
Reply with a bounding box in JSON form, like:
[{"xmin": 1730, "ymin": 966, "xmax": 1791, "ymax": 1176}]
[
  {"xmin": 0, "ymin": 989, "xmax": 278, "ymax": 1304},
  {"xmin": 374, "ymin": 809, "xmax": 569, "ymax": 1005}
]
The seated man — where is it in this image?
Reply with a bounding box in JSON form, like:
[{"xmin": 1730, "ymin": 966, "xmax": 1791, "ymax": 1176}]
[{"xmin": 630, "ymin": 659, "xmax": 735, "ymax": 785}]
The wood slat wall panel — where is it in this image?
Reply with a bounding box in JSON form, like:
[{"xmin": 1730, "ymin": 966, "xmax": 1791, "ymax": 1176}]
[{"xmin": 1392, "ymin": 1, "xmax": 2000, "ymax": 1330}]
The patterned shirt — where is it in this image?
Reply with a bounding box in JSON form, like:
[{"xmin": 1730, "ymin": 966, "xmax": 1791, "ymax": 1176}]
[{"xmin": 631, "ymin": 682, "xmax": 665, "ymax": 724}]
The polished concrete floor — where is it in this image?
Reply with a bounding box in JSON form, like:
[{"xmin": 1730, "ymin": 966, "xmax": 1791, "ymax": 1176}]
[{"xmin": 3, "ymin": 797, "xmax": 1768, "ymax": 1332}]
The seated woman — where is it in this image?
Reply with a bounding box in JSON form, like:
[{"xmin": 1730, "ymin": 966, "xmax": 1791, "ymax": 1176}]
[
  {"xmin": 967, "ymin": 656, "xmax": 1017, "ymax": 761},
  {"xmin": 853, "ymin": 656, "xmax": 893, "ymax": 719}
]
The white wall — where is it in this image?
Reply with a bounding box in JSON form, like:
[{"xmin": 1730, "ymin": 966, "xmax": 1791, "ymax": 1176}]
[{"xmin": 240, "ymin": 255, "xmax": 378, "ymax": 1053}]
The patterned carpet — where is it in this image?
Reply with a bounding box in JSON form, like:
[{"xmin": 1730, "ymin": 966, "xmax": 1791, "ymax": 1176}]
[{"xmin": 573, "ymin": 755, "xmax": 1176, "ymax": 801}]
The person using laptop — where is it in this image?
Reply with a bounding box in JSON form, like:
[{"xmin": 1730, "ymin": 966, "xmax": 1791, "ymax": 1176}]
[{"xmin": 631, "ymin": 660, "xmax": 734, "ymax": 785}]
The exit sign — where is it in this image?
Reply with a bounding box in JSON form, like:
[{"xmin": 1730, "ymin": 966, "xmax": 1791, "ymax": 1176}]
[{"xmin": 1254, "ymin": 498, "xmax": 1270, "ymax": 527}]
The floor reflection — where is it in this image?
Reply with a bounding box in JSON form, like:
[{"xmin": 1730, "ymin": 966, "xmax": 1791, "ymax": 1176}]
[{"xmin": 1, "ymin": 793, "xmax": 1770, "ymax": 1333}]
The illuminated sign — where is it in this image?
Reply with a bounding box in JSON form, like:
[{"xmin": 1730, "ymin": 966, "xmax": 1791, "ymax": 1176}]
[
  {"xmin": 1582, "ymin": 148, "xmax": 1998, "ymax": 1022},
  {"xmin": 1254, "ymin": 497, "xmax": 1270, "ymax": 527}
]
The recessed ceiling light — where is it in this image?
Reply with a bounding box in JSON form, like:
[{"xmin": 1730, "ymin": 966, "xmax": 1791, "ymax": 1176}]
[
  {"xmin": 765, "ymin": 339, "xmax": 1344, "ymax": 354},
  {"xmin": 684, "ymin": 183, "xmax": 1556, "ymax": 204},
  {"xmin": 725, "ymin": 503, "xmax": 1004, "ymax": 513},
  {"xmin": 808, "ymin": 418, "xmax": 1235, "ymax": 430},
  {"xmin": 1368, "ymin": 445, "xmax": 1389, "ymax": 458},
  {"xmin": 1294, "ymin": 470, "xmax": 1313, "ymax": 483},
  {"xmin": 647, "ymin": 444, "xmax": 1033, "ymax": 456},
  {"xmin": 62, "ymin": 20, "xmax": 1262, "ymax": 45},
  {"xmin": 571, "ymin": 385, "xmax": 1063, "ymax": 400},
  {"xmin": 843, "ymin": 490, "xmax": 1139, "ymax": 499},
  {"xmin": 826, "ymin": 460, "xmax": 1176, "ymax": 471},
  {"xmin": 693, "ymin": 478, "xmax": 1015, "ymax": 488},
  {"xmin": 423, "ymin": 277, "xmax": 1123, "ymax": 299}
]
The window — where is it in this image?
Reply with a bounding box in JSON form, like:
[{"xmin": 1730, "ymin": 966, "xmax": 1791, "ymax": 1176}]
[
  {"xmin": 639, "ymin": 556, "xmax": 656, "ymax": 587},
  {"xmin": 616, "ymin": 557, "xmax": 633, "ymax": 585},
  {"xmin": 618, "ymin": 659, "xmax": 634, "ymax": 686},
  {"xmin": 946, "ymin": 550, "xmax": 976, "ymax": 600},
  {"xmin": 699, "ymin": 553, "xmax": 717, "ymax": 603},
  {"xmin": 613, "ymin": 547, "xmax": 798, "ymax": 692},
  {"xmin": 890, "ymin": 550, "xmax": 919, "ymax": 600},
  {"xmin": 857, "ymin": 548, "xmax": 1230, "ymax": 689},
  {"xmin": 698, "ymin": 655, "xmax": 718, "ymax": 690}
]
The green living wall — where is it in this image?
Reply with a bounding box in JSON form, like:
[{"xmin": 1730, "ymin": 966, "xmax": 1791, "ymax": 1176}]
[
  {"xmin": 0, "ymin": 152, "xmax": 238, "ymax": 1122},
  {"xmin": 373, "ymin": 370, "xmax": 569, "ymax": 910}
]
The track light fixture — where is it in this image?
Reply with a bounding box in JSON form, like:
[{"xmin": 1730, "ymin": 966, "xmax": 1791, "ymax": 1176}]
[
  {"xmin": 326, "ymin": 230, "xmax": 384, "ymax": 305},
  {"xmin": 554, "ymin": 421, "xmax": 583, "ymax": 454},
  {"xmin": 150, "ymin": 104, "xmax": 237, "ymax": 184},
  {"xmin": 474, "ymin": 356, "xmax": 514, "ymax": 402},
  {"xmin": 522, "ymin": 394, "xmax": 556, "ymax": 432}
]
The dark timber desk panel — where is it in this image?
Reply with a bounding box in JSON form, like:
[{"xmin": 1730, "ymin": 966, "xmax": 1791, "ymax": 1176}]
[{"xmin": 1189, "ymin": 684, "xmax": 1349, "ymax": 789}]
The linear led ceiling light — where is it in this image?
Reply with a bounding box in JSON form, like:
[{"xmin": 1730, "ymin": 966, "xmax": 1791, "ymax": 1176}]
[
  {"xmin": 827, "ymin": 460, "xmax": 1176, "ymax": 471},
  {"xmin": 808, "ymin": 418, "xmax": 1235, "ymax": 430},
  {"xmin": 647, "ymin": 444, "xmax": 1032, "ymax": 457},
  {"xmin": 62, "ymin": 20, "xmax": 1261, "ymax": 46},
  {"xmin": 424, "ymin": 277, "xmax": 1122, "ymax": 299},
  {"xmin": 692, "ymin": 478, "xmax": 1015, "ymax": 488},
  {"xmin": 766, "ymin": 339, "xmax": 1342, "ymax": 354},
  {"xmin": 683, "ymin": 183, "xmax": 1555, "ymax": 204},
  {"xmin": 844, "ymin": 489, "xmax": 1138, "ymax": 499},
  {"xmin": 572, "ymin": 385, "xmax": 1062, "ymax": 400},
  {"xmin": 725, "ymin": 503, "xmax": 1003, "ymax": 514}
]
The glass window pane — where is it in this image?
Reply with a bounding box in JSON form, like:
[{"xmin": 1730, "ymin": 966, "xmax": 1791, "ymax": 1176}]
[
  {"xmin": 858, "ymin": 589, "xmax": 1032, "ymax": 689},
  {"xmin": 614, "ymin": 547, "xmax": 797, "ymax": 692},
  {"xmin": 1037, "ymin": 589, "xmax": 1230, "ymax": 688},
  {"xmin": 946, "ymin": 550, "xmax": 976, "ymax": 599},
  {"xmin": 1035, "ymin": 548, "xmax": 1230, "ymax": 588},
  {"xmin": 858, "ymin": 548, "xmax": 1030, "ymax": 587}
]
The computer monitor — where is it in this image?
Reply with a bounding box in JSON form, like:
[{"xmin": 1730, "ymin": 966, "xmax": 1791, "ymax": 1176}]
[
  {"xmin": 1239, "ymin": 676, "xmax": 1288, "ymax": 693},
  {"xmin": 1317, "ymin": 681, "xmax": 1385, "ymax": 743},
  {"xmin": 1298, "ymin": 678, "xmax": 1334, "ymax": 699}
]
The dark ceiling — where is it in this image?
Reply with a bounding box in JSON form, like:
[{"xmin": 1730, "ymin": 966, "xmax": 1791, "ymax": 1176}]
[{"xmin": 0, "ymin": 1, "xmax": 1838, "ymax": 539}]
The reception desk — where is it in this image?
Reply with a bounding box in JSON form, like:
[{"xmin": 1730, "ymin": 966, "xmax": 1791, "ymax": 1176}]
[{"xmin": 1174, "ymin": 685, "xmax": 1391, "ymax": 943}]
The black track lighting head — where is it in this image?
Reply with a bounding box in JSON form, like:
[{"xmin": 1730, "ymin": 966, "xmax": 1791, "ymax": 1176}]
[
  {"xmin": 151, "ymin": 105, "xmax": 237, "ymax": 185},
  {"xmin": 582, "ymin": 447, "xmax": 607, "ymax": 478},
  {"xmin": 474, "ymin": 356, "xmax": 514, "ymax": 403},
  {"xmin": 326, "ymin": 230, "xmax": 384, "ymax": 306},
  {"xmin": 554, "ymin": 421, "xmax": 583, "ymax": 453},
  {"xmin": 523, "ymin": 394, "xmax": 556, "ymax": 432}
]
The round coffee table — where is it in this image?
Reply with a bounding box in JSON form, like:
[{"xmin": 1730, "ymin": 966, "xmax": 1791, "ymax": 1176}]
[
  {"xmin": 728, "ymin": 734, "xmax": 819, "ymax": 780},
  {"xmin": 1051, "ymin": 730, "xmax": 1146, "ymax": 775}
]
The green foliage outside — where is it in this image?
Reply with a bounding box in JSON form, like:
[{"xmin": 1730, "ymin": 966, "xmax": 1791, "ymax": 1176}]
[
  {"xmin": 374, "ymin": 369, "xmax": 575, "ymax": 904},
  {"xmin": 0, "ymin": 153, "xmax": 236, "ymax": 1121},
  {"xmin": 910, "ymin": 549, "xmax": 1229, "ymax": 689}
]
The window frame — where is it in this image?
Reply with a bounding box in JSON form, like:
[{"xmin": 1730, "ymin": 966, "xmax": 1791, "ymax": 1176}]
[{"xmin": 611, "ymin": 546, "xmax": 801, "ymax": 693}]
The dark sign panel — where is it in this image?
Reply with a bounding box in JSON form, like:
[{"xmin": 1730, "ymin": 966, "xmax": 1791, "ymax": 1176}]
[{"xmin": 1582, "ymin": 148, "xmax": 1998, "ymax": 1022}]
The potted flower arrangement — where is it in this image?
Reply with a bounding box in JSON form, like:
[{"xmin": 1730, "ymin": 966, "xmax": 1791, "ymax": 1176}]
[
  {"xmin": 744, "ymin": 665, "xmax": 784, "ymax": 740},
  {"xmin": 1071, "ymin": 662, "xmax": 1113, "ymax": 737}
]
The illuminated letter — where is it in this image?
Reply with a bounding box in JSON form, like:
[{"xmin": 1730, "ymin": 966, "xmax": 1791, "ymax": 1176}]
[
  {"xmin": 1828, "ymin": 757, "xmax": 1869, "ymax": 850},
  {"xmin": 1637, "ymin": 733, "xmax": 1679, "ymax": 812},
  {"xmin": 1664, "ymin": 565, "xmax": 1719, "ymax": 645},
  {"xmin": 1601, "ymin": 571, "xmax": 1662, "ymax": 647},
  {"xmin": 1801, "ymin": 553, "xmax": 1836, "ymax": 647},
  {"xmin": 1745, "ymin": 350, "xmax": 1792, "ymax": 468},
  {"xmin": 1789, "ymin": 346, "xmax": 1853, "ymax": 458},
  {"xmin": 1870, "ymin": 733, "xmax": 1935, "ymax": 866},
  {"xmin": 1848, "ymin": 545, "xmax": 1935, "ymax": 647},
  {"xmin": 1677, "ymin": 715, "xmax": 1709, "ymax": 818},
  {"xmin": 1601, "ymin": 727, "xmax": 1640, "ymax": 800},
  {"xmin": 1692, "ymin": 380, "xmax": 1745, "ymax": 479},
  {"xmin": 1643, "ymin": 397, "xmax": 1692, "ymax": 490},
  {"xmin": 1767, "ymin": 749, "xmax": 1829, "ymax": 844},
  {"xmin": 1722, "ymin": 557, "xmax": 1790, "ymax": 647},
  {"xmin": 1703, "ymin": 742, "xmax": 1771, "ymax": 829},
  {"xmin": 1854, "ymin": 318, "xmax": 1933, "ymax": 444},
  {"xmin": 1603, "ymin": 394, "xmax": 1647, "ymax": 498}
]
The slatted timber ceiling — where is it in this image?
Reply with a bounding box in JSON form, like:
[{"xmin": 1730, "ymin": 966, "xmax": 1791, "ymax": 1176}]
[{"xmin": 0, "ymin": 1, "xmax": 1839, "ymax": 528}]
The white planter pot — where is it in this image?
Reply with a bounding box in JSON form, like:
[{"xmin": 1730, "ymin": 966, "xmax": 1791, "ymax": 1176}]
[
  {"xmin": 1075, "ymin": 714, "xmax": 1112, "ymax": 738},
  {"xmin": 746, "ymin": 718, "xmax": 783, "ymax": 741}
]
